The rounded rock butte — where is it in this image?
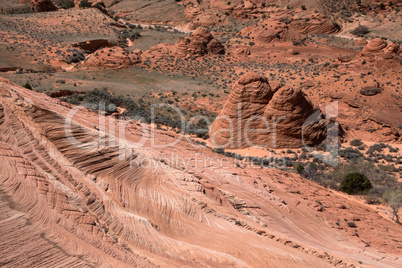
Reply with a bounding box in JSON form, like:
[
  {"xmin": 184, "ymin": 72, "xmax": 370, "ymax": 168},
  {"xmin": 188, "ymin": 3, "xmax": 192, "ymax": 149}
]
[
  {"xmin": 209, "ymin": 73, "xmax": 329, "ymax": 149},
  {"xmin": 144, "ymin": 27, "xmax": 225, "ymax": 59},
  {"xmin": 362, "ymin": 38, "xmax": 388, "ymax": 54},
  {"xmin": 241, "ymin": 20, "xmax": 305, "ymax": 44}
]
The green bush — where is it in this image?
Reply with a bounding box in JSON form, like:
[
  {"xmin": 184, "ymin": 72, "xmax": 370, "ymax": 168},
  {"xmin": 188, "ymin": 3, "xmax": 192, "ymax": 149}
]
[
  {"xmin": 23, "ymin": 83, "xmax": 32, "ymax": 90},
  {"xmin": 350, "ymin": 139, "xmax": 363, "ymax": 147},
  {"xmin": 93, "ymin": 3, "xmax": 102, "ymax": 10},
  {"xmin": 60, "ymin": 0, "xmax": 75, "ymax": 9},
  {"xmin": 293, "ymin": 163, "xmax": 305, "ymax": 175},
  {"xmin": 351, "ymin": 25, "xmax": 369, "ymax": 36},
  {"xmin": 79, "ymin": 0, "xmax": 91, "ymax": 8},
  {"xmin": 340, "ymin": 172, "xmax": 372, "ymax": 195}
]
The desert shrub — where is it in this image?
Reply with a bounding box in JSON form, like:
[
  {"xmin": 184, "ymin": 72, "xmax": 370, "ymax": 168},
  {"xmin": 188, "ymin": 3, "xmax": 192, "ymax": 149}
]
[
  {"xmin": 79, "ymin": 0, "xmax": 91, "ymax": 8},
  {"xmin": 351, "ymin": 25, "xmax": 369, "ymax": 36},
  {"xmin": 387, "ymin": 145, "xmax": 399, "ymax": 153},
  {"xmin": 366, "ymin": 143, "xmax": 387, "ymax": 154},
  {"xmin": 214, "ymin": 147, "xmax": 225, "ymax": 155},
  {"xmin": 293, "ymin": 163, "xmax": 305, "ymax": 175},
  {"xmin": 382, "ymin": 190, "xmax": 402, "ymax": 224},
  {"xmin": 60, "ymin": 0, "xmax": 75, "ymax": 9},
  {"xmin": 350, "ymin": 139, "xmax": 363, "ymax": 147},
  {"xmin": 23, "ymin": 83, "xmax": 32, "ymax": 90},
  {"xmin": 65, "ymin": 50, "xmax": 85, "ymax": 64},
  {"xmin": 62, "ymin": 94, "xmax": 84, "ymax": 105},
  {"xmin": 358, "ymin": 144, "xmax": 366, "ymax": 150},
  {"xmin": 347, "ymin": 222, "xmax": 357, "ymax": 228},
  {"xmin": 301, "ymin": 5, "xmax": 307, "ymax": 10},
  {"xmin": 93, "ymin": 3, "xmax": 103, "ymax": 10},
  {"xmin": 340, "ymin": 172, "xmax": 372, "ymax": 195},
  {"xmin": 339, "ymin": 147, "xmax": 363, "ymax": 160},
  {"xmin": 293, "ymin": 38, "xmax": 306, "ymax": 46}
]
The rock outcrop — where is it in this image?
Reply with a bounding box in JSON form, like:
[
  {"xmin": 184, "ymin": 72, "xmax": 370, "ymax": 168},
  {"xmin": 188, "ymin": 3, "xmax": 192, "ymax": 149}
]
[
  {"xmin": 80, "ymin": 47, "xmax": 141, "ymax": 69},
  {"xmin": 362, "ymin": 38, "xmax": 388, "ymax": 54},
  {"xmin": 144, "ymin": 27, "xmax": 224, "ymax": 59},
  {"xmin": 291, "ymin": 14, "xmax": 341, "ymax": 34},
  {"xmin": 241, "ymin": 20, "xmax": 305, "ymax": 43},
  {"xmin": 361, "ymin": 39, "xmax": 400, "ymax": 59},
  {"xmin": 184, "ymin": 4, "xmax": 219, "ymax": 29},
  {"xmin": 210, "ymin": 73, "xmax": 328, "ymax": 148}
]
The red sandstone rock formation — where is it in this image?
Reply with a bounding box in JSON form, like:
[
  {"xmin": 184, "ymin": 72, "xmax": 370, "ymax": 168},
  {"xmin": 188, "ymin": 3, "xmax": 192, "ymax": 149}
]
[
  {"xmin": 144, "ymin": 27, "xmax": 224, "ymax": 59},
  {"xmin": 72, "ymin": 39, "xmax": 113, "ymax": 53},
  {"xmin": 210, "ymin": 73, "xmax": 328, "ymax": 148},
  {"xmin": 291, "ymin": 14, "xmax": 341, "ymax": 34},
  {"xmin": 362, "ymin": 38, "xmax": 388, "ymax": 54},
  {"xmin": 80, "ymin": 47, "xmax": 141, "ymax": 69},
  {"xmin": 241, "ymin": 20, "xmax": 305, "ymax": 43}
]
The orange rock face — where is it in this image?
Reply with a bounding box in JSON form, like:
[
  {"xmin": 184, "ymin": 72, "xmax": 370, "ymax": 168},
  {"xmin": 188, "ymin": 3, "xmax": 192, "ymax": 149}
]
[
  {"xmin": 241, "ymin": 20, "xmax": 305, "ymax": 43},
  {"xmin": 144, "ymin": 27, "xmax": 224, "ymax": 59},
  {"xmin": 0, "ymin": 76, "xmax": 401, "ymax": 267},
  {"xmin": 291, "ymin": 14, "xmax": 341, "ymax": 35},
  {"xmin": 81, "ymin": 47, "xmax": 141, "ymax": 69},
  {"xmin": 210, "ymin": 73, "xmax": 328, "ymax": 149},
  {"xmin": 362, "ymin": 38, "xmax": 388, "ymax": 54}
]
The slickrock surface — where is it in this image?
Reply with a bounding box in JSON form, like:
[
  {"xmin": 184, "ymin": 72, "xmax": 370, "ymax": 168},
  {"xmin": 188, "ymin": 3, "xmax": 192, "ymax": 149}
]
[{"xmin": 0, "ymin": 77, "xmax": 401, "ymax": 267}]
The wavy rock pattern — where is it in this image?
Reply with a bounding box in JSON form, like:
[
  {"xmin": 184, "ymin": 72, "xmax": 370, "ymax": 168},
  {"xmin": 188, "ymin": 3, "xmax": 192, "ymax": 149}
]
[
  {"xmin": 0, "ymin": 78, "xmax": 401, "ymax": 267},
  {"xmin": 291, "ymin": 14, "xmax": 341, "ymax": 34}
]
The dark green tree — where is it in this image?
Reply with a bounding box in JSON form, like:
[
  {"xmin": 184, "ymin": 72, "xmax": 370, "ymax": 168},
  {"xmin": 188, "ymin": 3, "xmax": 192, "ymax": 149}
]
[{"xmin": 340, "ymin": 172, "xmax": 372, "ymax": 194}]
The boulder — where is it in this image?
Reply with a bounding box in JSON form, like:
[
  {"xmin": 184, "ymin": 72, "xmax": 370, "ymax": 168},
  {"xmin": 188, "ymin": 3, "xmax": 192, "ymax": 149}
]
[
  {"xmin": 362, "ymin": 38, "xmax": 387, "ymax": 54},
  {"xmin": 360, "ymin": 86, "xmax": 383, "ymax": 96}
]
